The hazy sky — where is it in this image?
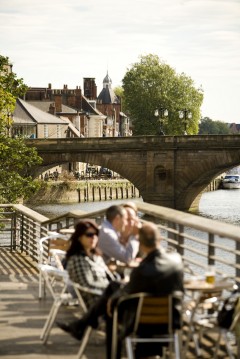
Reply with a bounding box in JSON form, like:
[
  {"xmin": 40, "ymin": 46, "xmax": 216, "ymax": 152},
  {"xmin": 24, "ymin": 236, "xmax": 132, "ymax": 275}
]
[{"xmin": 1, "ymin": 0, "xmax": 240, "ymax": 123}]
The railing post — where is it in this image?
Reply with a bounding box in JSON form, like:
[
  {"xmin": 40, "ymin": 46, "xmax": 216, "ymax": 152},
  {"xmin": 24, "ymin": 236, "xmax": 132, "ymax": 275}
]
[
  {"xmin": 177, "ymin": 224, "xmax": 184, "ymax": 257},
  {"xmin": 236, "ymin": 242, "xmax": 240, "ymax": 281},
  {"xmin": 208, "ymin": 233, "xmax": 215, "ymax": 266}
]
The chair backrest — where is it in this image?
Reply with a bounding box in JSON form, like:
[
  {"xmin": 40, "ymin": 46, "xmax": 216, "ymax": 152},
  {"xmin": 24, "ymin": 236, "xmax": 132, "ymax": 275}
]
[
  {"xmin": 132, "ymin": 293, "xmax": 172, "ymax": 334},
  {"xmin": 111, "ymin": 292, "xmax": 182, "ymax": 359},
  {"xmin": 39, "ymin": 231, "xmax": 69, "ymax": 269},
  {"xmin": 113, "ymin": 292, "xmax": 181, "ymax": 336}
]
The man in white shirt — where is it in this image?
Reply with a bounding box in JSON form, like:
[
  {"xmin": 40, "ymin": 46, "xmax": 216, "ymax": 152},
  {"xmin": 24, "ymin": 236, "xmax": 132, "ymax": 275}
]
[{"xmin": 98, "ymin": 205, "xmax": 139, "ymax": 264}]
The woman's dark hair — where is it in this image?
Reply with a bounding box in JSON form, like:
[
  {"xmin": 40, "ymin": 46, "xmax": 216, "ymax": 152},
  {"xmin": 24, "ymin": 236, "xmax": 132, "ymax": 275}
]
[{"xmin": 65, "ymin": 219, "xmax": 99, "ymax": 261}]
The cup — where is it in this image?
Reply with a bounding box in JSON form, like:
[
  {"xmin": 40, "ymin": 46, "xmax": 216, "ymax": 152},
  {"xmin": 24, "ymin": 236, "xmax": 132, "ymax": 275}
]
[
  {"xmin": 205, "ymin": 265, "xmax": 215, "ymax": 284},
  {"xmin": 123, "ymin": 268, "xmax": 131, "ymax": 282}
]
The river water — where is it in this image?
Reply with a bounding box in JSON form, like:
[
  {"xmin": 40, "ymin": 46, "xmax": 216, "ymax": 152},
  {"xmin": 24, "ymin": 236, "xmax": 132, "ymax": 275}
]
[{"xmin": 31, "ymin": 189, "xmax": 240, "ymax": 226}]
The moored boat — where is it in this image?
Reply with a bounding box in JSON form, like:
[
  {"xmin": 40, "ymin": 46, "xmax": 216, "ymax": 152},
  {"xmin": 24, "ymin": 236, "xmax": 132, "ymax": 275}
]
[{"xmin": 222, "ymin": 174, "xmax": 240, "ymax": 189}]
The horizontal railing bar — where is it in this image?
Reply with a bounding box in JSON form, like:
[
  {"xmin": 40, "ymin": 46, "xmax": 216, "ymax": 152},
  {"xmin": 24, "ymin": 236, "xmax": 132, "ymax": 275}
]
[
  {"xmin": 136, "ymin": 202, "xmax": 240, "ymax": 242},
  {"xmin": 211, "ymin": 242, "xmax": 239, "ymax": 254}
]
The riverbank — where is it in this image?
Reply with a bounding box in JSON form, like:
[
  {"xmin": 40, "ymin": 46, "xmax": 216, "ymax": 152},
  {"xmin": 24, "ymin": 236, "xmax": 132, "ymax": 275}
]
[{"xmin": 24, "ymin": 179, "xmax": 140, "ymax": 205}]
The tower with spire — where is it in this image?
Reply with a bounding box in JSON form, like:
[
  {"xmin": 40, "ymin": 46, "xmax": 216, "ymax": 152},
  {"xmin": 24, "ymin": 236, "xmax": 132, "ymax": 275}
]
[{"xmin": 97, "ymin": 72, "xmax": 121, "ymax": 137}]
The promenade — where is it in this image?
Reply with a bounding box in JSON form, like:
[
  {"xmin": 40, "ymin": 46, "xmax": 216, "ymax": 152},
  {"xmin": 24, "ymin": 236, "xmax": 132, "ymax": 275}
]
[{"xmin": 0, "ymin": 248, "xmax": 237, "ymax": 358}]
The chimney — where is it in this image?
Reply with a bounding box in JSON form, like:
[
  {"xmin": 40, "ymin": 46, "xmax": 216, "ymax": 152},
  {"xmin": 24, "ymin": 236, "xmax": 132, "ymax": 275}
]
[
  {"xmin": 49, "ymin": 103, "xmax": 56, "ymax": 115},
  {"xmin": 54, "ymin": 94, "xmax": 62, "ymax": 112},
  {"xmin": 75, "ymin": 86, "xmax": 82, "ymax": 109}
]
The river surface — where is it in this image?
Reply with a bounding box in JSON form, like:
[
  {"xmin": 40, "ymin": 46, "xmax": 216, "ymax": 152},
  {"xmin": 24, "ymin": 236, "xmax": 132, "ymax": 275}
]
[{"xmin": 30, "ymin": 189, "xmax": 240, "ymax": 226}]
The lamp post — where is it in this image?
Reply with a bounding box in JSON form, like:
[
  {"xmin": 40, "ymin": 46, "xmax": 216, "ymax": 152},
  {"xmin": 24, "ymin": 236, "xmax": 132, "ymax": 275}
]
[
  {"xmin": 154, "ymin": 107, "xmax": 168, "ymax": 135},
  {"xmin": 6, "ymin": 112, "xmax": 12, "ymax": 137},
  {"xmin": 179, "ymin": 109, "xmax": 192, "ymax": 135}
]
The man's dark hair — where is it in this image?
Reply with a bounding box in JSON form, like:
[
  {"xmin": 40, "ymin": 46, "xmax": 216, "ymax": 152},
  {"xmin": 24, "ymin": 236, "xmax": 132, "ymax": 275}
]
[
  {"xmin": 139, "ymin": 222, "xmax": 161, "ymax": 248},
  {"xmin": 106, "ymin": 205, "xmax": 125, "ymax": 223}
]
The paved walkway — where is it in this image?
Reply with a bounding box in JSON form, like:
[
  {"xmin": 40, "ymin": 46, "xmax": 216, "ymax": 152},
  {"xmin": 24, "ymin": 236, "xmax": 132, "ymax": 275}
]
[{"xmin": 0, "ymin": 248, "xmax": 237, "ymax": 358}]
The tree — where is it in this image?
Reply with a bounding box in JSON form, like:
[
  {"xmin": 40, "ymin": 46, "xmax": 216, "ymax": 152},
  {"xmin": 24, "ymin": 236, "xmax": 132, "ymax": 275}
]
[
  {"xmin": 114, "ymin": 86, "xmax": 126, "ymax": 112},
  {"xmin": 122, "ymin": 54, "xmax": 204, "ymax": 135},
  {"xmin": 0, "ymin": 55, "xmax": 42, "ymax": 203},
  {"xmin": 0, "ymin": 55, "xmax": 28, "ymax": 133},
  {"xmin": 198, "ymin": 117, "xmax": 231, "ymax": 134}
]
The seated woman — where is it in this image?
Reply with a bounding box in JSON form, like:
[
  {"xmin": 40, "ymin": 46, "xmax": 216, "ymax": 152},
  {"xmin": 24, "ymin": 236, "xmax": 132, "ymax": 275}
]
[{"xmin": 65, "ymin": 219, "xmax": 117, "ymax": 308}]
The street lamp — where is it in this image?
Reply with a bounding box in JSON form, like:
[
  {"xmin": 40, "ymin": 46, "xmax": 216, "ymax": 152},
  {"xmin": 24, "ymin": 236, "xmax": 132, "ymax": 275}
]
[
  {"xmin": 6, "ymin": 112, "xmax": 12, "ymax": 137},
  {"xmin": 178, "ymin": 109, "xmax": 192, "ymax": 135},
  {"xmin": 154, "ymin": 107, "xmax": 168, "ymax": 135}
]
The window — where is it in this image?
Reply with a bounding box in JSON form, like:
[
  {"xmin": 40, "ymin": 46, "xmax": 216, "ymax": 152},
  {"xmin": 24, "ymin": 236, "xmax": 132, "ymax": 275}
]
[
  {"xmin": 57, "ymin": 125, "xmax": 60, "ymax": 138},
  {"xmin": 44, "ymin": 125, "xmax": 48, "ymax": 138}
]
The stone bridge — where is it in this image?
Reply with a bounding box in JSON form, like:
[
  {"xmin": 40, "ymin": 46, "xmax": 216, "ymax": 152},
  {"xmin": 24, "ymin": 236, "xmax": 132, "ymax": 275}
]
[{"xmin": 26, "ymin": 135, "xmax": 240, "ymax": 211}]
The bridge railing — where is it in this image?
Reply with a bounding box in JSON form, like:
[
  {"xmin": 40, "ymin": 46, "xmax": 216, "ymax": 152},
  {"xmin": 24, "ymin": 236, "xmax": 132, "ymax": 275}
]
[{"xmin": 1, "ymin": 202, "xmax": 239, "ymax": 282}]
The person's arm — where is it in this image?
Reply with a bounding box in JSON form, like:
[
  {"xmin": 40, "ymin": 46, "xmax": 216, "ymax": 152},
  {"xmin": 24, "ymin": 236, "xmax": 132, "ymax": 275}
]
[
  {"xmin": 99, "ymin": 230, "xmax": 138, "ymax": 263},
  {"xmin": 109, "ymin": 265, "xmax": 142, "ymax": 310}
]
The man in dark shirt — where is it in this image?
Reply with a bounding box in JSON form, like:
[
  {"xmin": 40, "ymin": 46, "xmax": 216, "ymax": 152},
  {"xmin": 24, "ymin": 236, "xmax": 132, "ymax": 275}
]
[{"xmin": 57, "ymin": 221, "xmax": 184, "ymax": 358}]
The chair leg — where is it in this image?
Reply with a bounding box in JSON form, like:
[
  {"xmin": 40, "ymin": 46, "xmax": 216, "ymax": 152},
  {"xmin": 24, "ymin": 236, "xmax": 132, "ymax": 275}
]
[
  {"xmin": 39, "ymin": 272, "xmax": 43, "ymax": 299},
  {"xmin": 125, "ymin": 337, "xmax": 135, "ymax": 359},
  {"xmin": 222, "ymin": 330, "xmax": 235, "ymax": 359},
  {"xmin": 174, "ymin": 332, "xmax": 182, "ymax": 359},
  {"xmin": 76, "ymin": 326, "xmax": 92, "ymax": 359},
  {"xmin": 237, "ymin": 337, "xmax": 240, "ymax": 359},
  {"xmin": 40, "ymin": 297, "xmax": 62, "ymax": 343}
]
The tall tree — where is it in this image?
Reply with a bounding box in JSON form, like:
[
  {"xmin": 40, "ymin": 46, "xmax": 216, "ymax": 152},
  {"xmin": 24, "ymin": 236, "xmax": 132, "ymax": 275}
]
[
  {"xmin": 122, "ymin": 54, "xmax": 203, "ymax": 135},
  {"xmin": 199, "ymin": 117, "xmax": 231, "ymax": 134},
  {"xmin": 0, "ymin": 55, "xmax": 42, "ymax": 203}
]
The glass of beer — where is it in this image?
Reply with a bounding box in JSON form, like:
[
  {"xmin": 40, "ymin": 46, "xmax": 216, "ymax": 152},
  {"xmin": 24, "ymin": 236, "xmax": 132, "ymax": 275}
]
[{"xmin": 205, "ymin": 265, "xmax": 215, "ymax": 284}]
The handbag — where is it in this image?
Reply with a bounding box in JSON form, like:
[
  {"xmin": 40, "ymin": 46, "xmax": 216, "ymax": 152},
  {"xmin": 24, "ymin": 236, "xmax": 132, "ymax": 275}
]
[{"xmin": 217, "ymin": 291, "xmax": 239, "ymax": 329}]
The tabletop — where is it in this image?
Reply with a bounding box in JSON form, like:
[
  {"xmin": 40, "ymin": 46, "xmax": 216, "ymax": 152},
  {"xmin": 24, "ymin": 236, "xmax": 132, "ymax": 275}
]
[{"xmin": 184, "ymin": 277, "xmax": 234, "ymax": 293}]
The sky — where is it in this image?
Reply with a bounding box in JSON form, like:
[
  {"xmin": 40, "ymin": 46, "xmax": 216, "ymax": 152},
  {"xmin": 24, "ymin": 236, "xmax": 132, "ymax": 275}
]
[{"xmin": 1, "ymin": 0, "xmax": 240, "ymax": 123}]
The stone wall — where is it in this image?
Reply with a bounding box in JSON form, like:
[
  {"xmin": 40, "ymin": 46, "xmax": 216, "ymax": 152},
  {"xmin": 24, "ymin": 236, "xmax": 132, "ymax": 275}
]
[{"xmin": 25, "ymin": 180, "xmax": 140, "ymax": 204}]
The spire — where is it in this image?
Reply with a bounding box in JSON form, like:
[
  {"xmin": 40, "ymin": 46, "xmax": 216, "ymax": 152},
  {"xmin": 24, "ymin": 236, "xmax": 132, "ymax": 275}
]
[{"xmin": 103, "ymin": 71, "xmax": 112, "ymax": 88}]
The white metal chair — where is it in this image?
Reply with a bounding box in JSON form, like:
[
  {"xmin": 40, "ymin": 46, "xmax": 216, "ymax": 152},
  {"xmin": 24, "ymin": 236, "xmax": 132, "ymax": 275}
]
[
  {"xmin": 40, "ymin": 267, "xmax": 72, "ymax": 343},
  {"xmin": 111, "ymin": 292, "xmax": 183, "ymax": 359},
  {"xmin": 38, "ymin": 231, "xmax": 69, "ymax": 299},
  {"xmin": 40, "ymin": 271, "xmax": 103, "ymax": 346}
]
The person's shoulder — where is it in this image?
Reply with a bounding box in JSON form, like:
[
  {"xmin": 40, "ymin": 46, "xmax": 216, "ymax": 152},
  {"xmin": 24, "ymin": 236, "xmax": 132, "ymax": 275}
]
[
  {"xmin": 164, "ymin": 251, "xmax": 183, "ymax": 270},
  {"xmin": 153, "ymin": 249, "xmax": 183, "ymax": 267},
  {"xmin": 99, "ymin": 224, "xmax": 118, "ymax": 240},
  {"xmin": 67, "ymin": 252, "xmax": 86, "ymax": 263}
]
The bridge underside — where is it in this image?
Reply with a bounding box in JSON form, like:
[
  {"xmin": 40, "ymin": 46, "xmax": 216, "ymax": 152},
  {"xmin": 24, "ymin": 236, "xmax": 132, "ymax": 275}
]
[{"xmin": 27, "ymin": 136, "xmax": 240, "ymax": 211}]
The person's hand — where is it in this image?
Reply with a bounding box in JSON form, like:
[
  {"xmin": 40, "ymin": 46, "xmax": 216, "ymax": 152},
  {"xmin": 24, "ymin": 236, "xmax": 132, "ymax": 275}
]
[{"xmin": 107, "ymin": 298, "xmax": 113, "ymax": 317}]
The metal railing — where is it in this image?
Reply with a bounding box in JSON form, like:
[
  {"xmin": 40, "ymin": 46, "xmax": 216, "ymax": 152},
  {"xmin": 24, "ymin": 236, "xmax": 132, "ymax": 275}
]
[{"xmin": 0, "ymin": 202, "xmax": 239, "ymax": 282}]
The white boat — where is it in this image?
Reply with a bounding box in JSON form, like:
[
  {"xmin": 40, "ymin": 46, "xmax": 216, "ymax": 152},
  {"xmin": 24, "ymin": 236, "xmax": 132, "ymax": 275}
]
[{"xmin": 222, "ymin": 174, "xmax": 240, "ymax": 189}]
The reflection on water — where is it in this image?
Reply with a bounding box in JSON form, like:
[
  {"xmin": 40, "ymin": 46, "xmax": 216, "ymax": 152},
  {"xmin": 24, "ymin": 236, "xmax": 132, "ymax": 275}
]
[{"xmin": 199, "ymin": 189, "xmax": 240, "ymax": 226}]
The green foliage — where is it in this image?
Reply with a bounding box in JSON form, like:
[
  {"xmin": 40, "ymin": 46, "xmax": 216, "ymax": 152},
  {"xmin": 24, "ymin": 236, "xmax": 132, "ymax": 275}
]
[
  {"xmin": 0, "ymin": 55, "xmax": 42, "ymax": 203},
  {"xmin": 199, "ymin": 117, "xmax": 231, "ymax": 134},
  {"xmin": 0, "ymin": 55, "xmax": 28, "ymax": 133},
  {"xmin": 0, "ymin": 135, "xmax": 42, "ymax": 202},
  {"xmin": 122, "ymin": 54, "xmax": 203, "ymax": 135},
  {"xmin": 114, "ymin": 86, "xmax": 126, "ymax": 112}
]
